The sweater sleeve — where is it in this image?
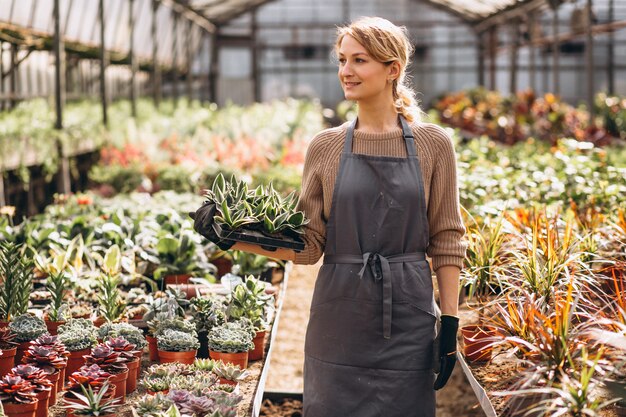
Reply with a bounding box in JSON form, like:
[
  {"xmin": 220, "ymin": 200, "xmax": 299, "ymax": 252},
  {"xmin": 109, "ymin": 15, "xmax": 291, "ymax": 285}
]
[
  {"xmin": 425, "ymin": 125, "xmax": 467, "ymax": 271},
  {"xmin": 293, "ymin": 136, "xmax": 327, "ymax": 265}
]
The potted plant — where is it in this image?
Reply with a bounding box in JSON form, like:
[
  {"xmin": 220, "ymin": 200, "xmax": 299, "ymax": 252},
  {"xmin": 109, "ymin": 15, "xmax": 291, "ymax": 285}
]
[
  {"xmin": 8, "ymin": 315, "xmax": 48, "ymax": 365},
  {"xmin": 64, "ymin": 364, "xmax": 113, "ymax": 403},
  {"xmin": 35, "ymin": 251, "xmax": 72, "ymax": 335},
  {"xmin": 104, "ymin": 337, "xmax": 140, "ymax": 394},
  {"xmin": 212, "ymin": 361, "xmax": 247, "ymax": 387},
  {"xmin": 21, "ymin": 345, "xmax": 66, "ymax": 405},
  {"xmin": 63, "ymin": 380, "xmax": 119, "ymax": 417},
  {"xmin": 134, "ymin": 393, "xmax": 174, "ymax": 416},
  {"xmin": 97, "ymin": 322, "xmax": 146, "ymax": 368},
  {"xmin": 83, "ymin": 344, "xmax": 128, "ymax": 403},
  {"xmin": 43, "ymin": 270, "xmax": 69, "ymax": 335},
  {"xmin": 226, "ymin": 276, "xmax": 273, "ymax": 361},
  {"xmin": 0, "ymin": 374, "xmax": 38, "ymax": 417},
  {"xmin": 141, "ymin": 376, "xmax": 171, "ymax": 396},
  {"xmin": 156, "ymin": 329, "xmax": 199, "ymax": 365},
  {"xmin": 190, "ymin": 297, "xmax": 226, "ymax": 358},
  {"xmin": 143, "ymin": 288, "xmax": 189, "ymax": 361},
  {"xmin": 58, "ymin": 319, "xmax": 98, "ymax": 379},
  {"xmin": 207, "ymin": 322, "xmax": 254, "ymax": 369},
  {"xmin": 0, "ymin": 242, "xmax": 33, "ymax": 326},
  {"xmin": 460, "ymin": 212, "xmax": 506, "ymax": 362},
  {"xmin": 95, "ymin": 245, "xmax": 126, "ymax": 326},
  {"xmin": 28, "ymin": 334, "xmax": 69, "ymax": 394},
  {"xmin": 0, "ymin": 328, "xmax": 18, "ymax": 377},
  {"xmin": 9, "ymin": 365, "xmax": 52, "ymax": 417}
]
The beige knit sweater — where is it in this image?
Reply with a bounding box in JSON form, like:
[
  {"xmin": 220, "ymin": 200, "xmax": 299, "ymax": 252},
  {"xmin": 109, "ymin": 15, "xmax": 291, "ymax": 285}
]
[{"xmin": 293, "ymin": 121, "xmax": 467, "ymax": 271}]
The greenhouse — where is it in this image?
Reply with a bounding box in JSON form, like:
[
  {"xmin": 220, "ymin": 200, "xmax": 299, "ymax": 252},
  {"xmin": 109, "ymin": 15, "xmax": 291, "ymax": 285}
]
[{"xmin": 0, "ymin": 0, "xmax": 625, "ymax": 416}]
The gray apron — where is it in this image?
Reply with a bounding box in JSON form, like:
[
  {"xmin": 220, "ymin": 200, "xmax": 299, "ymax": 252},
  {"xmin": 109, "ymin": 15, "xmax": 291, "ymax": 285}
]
[{"xmin": 303, "ymin": 116, "xmax": 437, "ymax": 417}]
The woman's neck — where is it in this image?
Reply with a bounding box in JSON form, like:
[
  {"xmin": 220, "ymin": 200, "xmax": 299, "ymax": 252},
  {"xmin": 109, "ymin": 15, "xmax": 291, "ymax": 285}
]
[{"xmin": 355, "ymin": 101, "xmax": 399, "ymax": 134}]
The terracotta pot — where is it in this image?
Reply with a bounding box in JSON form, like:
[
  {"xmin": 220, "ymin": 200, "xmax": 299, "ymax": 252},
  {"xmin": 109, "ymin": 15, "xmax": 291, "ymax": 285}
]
[
  {"xmin": 125, "ymin": 357, "xmax": 140, "ymax": 394},
  {"xmin": 0, "ymin": 346, "xmax": 17, "ymax": 376},
  {"xmin": 211, "ymin": 257, "xmax": 233, "ymax": 278},
  {"xmin": 92, "ymin": 317, "xmax": 107, "ymax": 328},
  {"xmin": 43, "ymin": 370, "xmax": 60, "ymax": 406},
  {"xmin": 65, "ymin": 348, "xmax": 90, "ymax": 380},
  {"xmin": 158, "ymin": 349, "xmax": 197, "ymax": 365},
  {"xmin": 164, "ymin": 273, "xmax": 192, "ymax": 287},
  {"xmin": 34, "ymin": 388, "xmax": 51, "ymax": 417},
  {"xmin": 2, "ymin": 400, "xmax": 38, "ymax": 417},
  {"xmin": 146, "ymin": 388, "xmax": 169, "ymax": 396},
  {"xmin": 167, "ymin": 283, "xmax": 208, "ymax": 299},
  {"xmin": 248, "ymin": 330, "xmax": 267, "ymax": 361},
  {"xmin": 109, "ymin": 369, "xmax": 129, "ymax": 404},
  {"xmin": 209, "ymin": 350, "xmax": 248, "ymax": 369},
  {"xmin": 218, "ymin": 377, "xmax": 238, "ymax": 386},
  {"xmin": 15, "ymin": 341, "xmax": 32, "ymax": 365},
  {"xmin": 44, "ymin": 320, "xmax": 65, "ymax": 336},
  {"xmin": 59, "ymin": 365, "xmax": 66, "ymax": 391},
  {"xmin": 146, "ymin": 335, "xmax": 159, "ymax": 361},
  {"xmin": 461, "ymin": 325, "xmax": 498, "ymax": 362}
]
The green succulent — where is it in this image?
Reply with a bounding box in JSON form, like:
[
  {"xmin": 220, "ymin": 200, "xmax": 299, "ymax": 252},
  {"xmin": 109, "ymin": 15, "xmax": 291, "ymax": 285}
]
[
  {"xmin": 0, "ymin": 241, "xmax": 33, "ymax": 321},
  {"xmin": 157, "ymin": 329, "xmax": 200, "ymax": 352},
  {"xmin": 134, "ymin": 393, "xmax": 174, "ymax": 417},
  {"xmin": 9, "ymin": 314, "xmax": 48, "ymax": 343},
  {"xmin": 58, "ymin": 319, "xmax": 98, "ymax": 352},
  {"xmin": 97, "ymin": 322, "xmax": 147, "ymax": 350},
  {"xmin": 207, "ymin": 322, "xmax": 254, "ymax": 354},
  {"xmin": 213, "ymin": 361, "xmax": 247, "ymax": 382}
]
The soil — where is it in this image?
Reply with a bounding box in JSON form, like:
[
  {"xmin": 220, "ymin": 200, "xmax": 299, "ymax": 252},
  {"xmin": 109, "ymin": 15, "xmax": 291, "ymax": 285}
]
[{"xmin": 264, "ymin": 262, "xmax": 486, "ymax": 417}]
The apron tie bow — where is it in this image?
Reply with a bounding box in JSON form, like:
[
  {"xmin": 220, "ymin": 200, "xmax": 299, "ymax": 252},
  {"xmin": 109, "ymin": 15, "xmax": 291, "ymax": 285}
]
[
  {"xmin": 324, "ymin": 251, "xmax": 427, "ymax": 340},
  {"xmin": 358, "ymin": 252, "xmax": 392, "ymax": 339}
]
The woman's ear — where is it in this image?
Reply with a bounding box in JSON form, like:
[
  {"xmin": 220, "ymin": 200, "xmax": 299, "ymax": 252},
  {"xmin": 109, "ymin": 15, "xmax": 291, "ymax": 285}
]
[{"xmin": 387, "ymin": 61, "xmax": 401, "ymax": 82}]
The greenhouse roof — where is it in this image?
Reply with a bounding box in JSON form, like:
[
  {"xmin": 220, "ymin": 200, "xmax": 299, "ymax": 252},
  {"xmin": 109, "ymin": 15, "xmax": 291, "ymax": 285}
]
[
  {"xmin": 187, "ymin": 0, "xmax": 277, "ymax": 25},
  {"xmin": 424, "ymin": 0, "xmax": 550, "ymax": 24}
]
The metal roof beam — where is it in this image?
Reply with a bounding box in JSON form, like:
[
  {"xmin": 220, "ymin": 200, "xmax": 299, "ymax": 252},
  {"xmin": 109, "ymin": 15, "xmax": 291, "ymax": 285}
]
[
  {"xmin": 161, "ymin": 0, "xmax": 217, "ymax": 32},
  {"xmin": 472, "ymin": 0, "xmax": 549, "ymax": 32}
]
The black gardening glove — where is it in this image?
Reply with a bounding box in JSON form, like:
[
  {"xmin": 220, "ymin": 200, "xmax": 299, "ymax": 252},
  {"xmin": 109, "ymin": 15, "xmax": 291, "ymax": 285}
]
[
  {"xmin": 434, "ymin": 315, "xmax": 459, "ymax": 390},
  {"xmin": 189, "ymin": 202, "xmax": 235, "ymax": 251}
]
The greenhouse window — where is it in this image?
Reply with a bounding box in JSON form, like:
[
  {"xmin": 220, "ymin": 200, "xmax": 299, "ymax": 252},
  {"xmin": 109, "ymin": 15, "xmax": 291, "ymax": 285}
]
[{"xmin": 283, "ymin": 45, "xmax": 330, "ymax": 60}]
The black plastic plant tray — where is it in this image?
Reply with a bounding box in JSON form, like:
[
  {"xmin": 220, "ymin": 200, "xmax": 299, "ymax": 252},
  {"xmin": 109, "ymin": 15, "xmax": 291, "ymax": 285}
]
[{"xmin": 213, "ymin": 222, "xmax": 305, "ymax": 252}]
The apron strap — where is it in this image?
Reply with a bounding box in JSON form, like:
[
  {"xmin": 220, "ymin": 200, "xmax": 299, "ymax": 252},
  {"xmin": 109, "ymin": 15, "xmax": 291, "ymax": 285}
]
[
  {"xmin": 399, "ymin": 115, "xmax": 417, "ymax": 156},
  {"xmin": 344, "ymin": 116, "xmax": 415, "ymax": 157},
  {"xmin": 324, "ymin": 252, "xmax": 426, "ymax": 339},
  {"xmin": 343, "ymin": 118, "xmax": 357, "ymax": 153}
]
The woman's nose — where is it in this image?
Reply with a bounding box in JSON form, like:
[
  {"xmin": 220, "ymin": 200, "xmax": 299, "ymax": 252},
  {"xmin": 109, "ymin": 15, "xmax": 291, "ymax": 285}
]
[{"xmin": 339, "ymin": 62, "xmax": 352, "ymax": 78}]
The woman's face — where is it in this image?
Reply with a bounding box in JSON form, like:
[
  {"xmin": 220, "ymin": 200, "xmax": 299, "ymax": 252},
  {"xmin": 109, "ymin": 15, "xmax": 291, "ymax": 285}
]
[{"xmin": 337, "ymin": 35, "xmax": 394, "ymax": 104}]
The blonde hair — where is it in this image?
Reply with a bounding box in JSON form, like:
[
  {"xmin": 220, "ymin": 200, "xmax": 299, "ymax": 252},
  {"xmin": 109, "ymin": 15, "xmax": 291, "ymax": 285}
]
[{"xmin": 335, "ymin": 17, "xmax": 423, "ymax": 123}]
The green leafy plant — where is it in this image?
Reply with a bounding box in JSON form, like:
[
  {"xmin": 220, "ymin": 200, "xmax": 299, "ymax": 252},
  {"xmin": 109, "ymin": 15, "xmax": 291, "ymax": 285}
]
[
  {"xmin": 96, "ymin": 245, "xmax": 126, "ymax": 323},
  {"xmin": 0, "ymin": 241, "xmax": 34, "ymax": 321},
  {"xmin": 8, "ymin": 314, "xmax": 48, "ymax": 343},
  {"xmin": 190, "ymin": 297, "xmax": 225, "ymax": 334},
  {"xmin": 63, "ymin": 380, "xmax": 120, "ymax": 416},
  {"xmin": 226, "ymin": 276, "xmax": 273, "ymax": 330}
]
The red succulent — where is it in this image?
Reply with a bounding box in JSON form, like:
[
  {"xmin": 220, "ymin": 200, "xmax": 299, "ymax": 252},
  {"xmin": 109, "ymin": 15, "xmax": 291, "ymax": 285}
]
[
  {"xmin": 105, "ymin": 337, "xmax": 137, "ymax": 363},
  {"xmin": 0, "ymin": 374, "xmax": 37, "ymax": 404},
  {"xmin": 22, "ymin": 345, "xmax": 67, "ymax": 374},
  {"xmin": 9, "ymin": 365, "xmax": 53, "ymax": 393},
  {"xmin": 66, "ymin": 364, "xmax": 112, "ymax": 394},
  {"xmin": 84, "ymin": 344, "xmax": 128, "ymax": 374},
  {"xmin": 0, "ymin": 327, "xmax": 18, "ymax": 350}
]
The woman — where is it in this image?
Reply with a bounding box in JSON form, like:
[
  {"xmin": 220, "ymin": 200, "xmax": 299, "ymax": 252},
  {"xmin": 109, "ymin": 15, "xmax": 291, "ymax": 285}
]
[{"xmin": 193, "ymin": 16, "xmax": 466, "ymax": 417}]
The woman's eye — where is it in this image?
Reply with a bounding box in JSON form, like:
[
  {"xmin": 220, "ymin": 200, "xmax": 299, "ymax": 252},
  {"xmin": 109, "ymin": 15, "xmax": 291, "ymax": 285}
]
[
  {"xmin": 356, "ymin": 58, "xmax": 365, "ymax": 63},
  {"xmin": 338, "ymin": 58, "xmax": 346, "ymax": 64}
]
